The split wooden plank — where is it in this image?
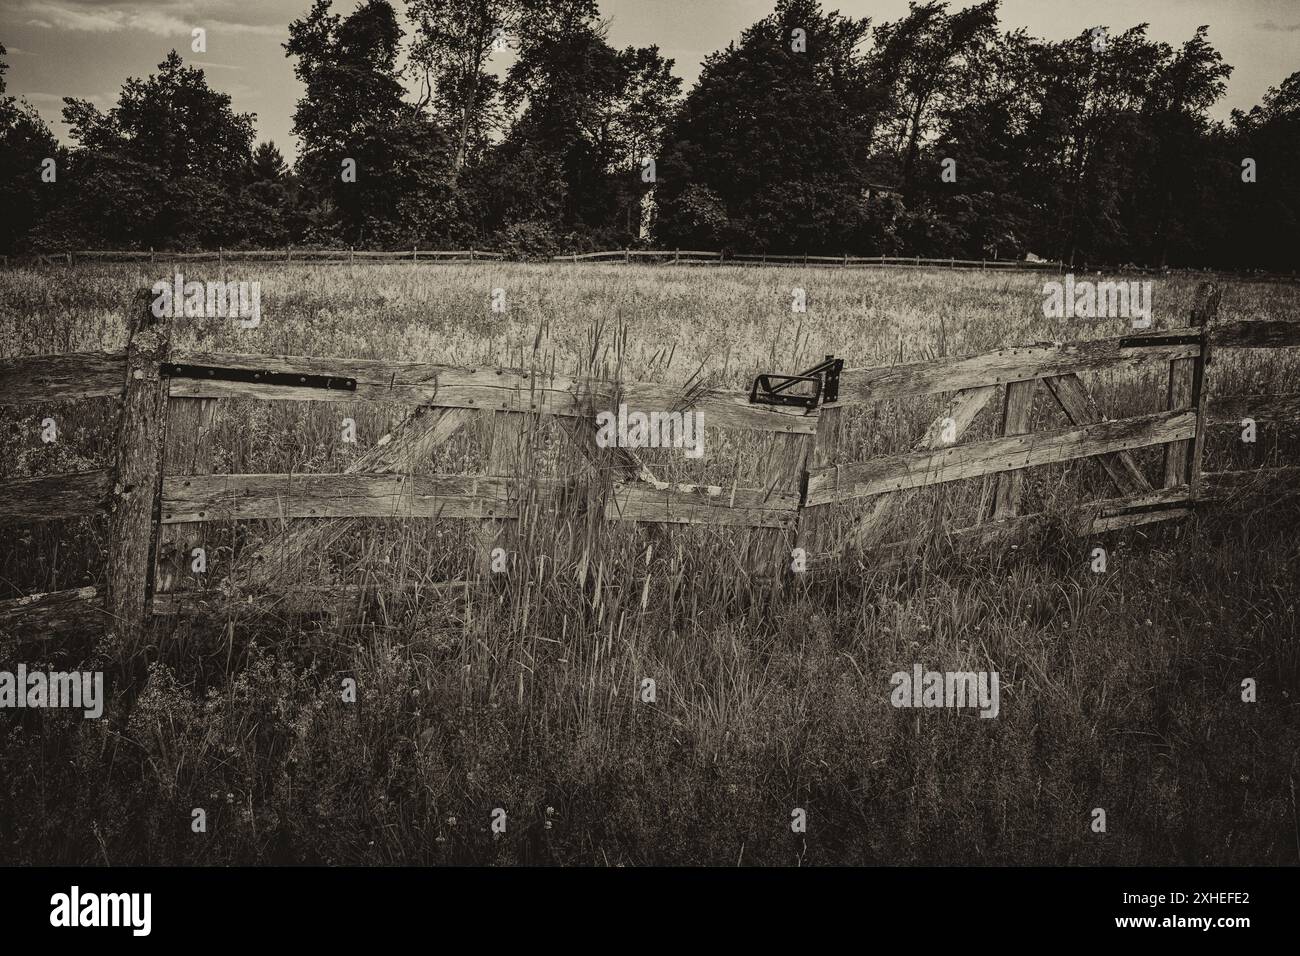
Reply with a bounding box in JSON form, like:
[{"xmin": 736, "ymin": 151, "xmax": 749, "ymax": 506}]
[
  {"xmin": 0, "ymin": 586, "xmax": 105, "ymax": 640},
  {"xmin": 0, "ymin": 351, "xmax": 126, "ymax": 405},
  {"xmin": 805, "ymin": 409, "xmax": 1197, "ymax": 507},
  {"xmin": 1042, "ymin": 373, "xmax": 1151, "ymax": 495},
  {"xmin": 0, "ymin": 470, "xmax": 111, "ymax": 523},
  {"xmin": 833, "ymin": 328, "xmax": 1202, "ymax": 405},
  {"xmin": 990, "ymin": 380, "xmax": 1037, "ymax": 519},
  {"xmin": 105, "ymin": 293, "xmax": 171, "ymax": 645}
]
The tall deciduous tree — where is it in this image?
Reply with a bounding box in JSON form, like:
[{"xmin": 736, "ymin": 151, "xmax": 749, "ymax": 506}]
[
  {"xmin": 286, "ymin": 0, "xmax": 459, "ymax": 244},
  {"xmin": 654, "ymin": 0, "xmax": 880, "ymax": 253}
]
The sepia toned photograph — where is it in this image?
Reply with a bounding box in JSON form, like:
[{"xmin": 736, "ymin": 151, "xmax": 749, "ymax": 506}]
[{"xmin": 0, "ymin": 0, "xmax": 1295, "ymax": 934}]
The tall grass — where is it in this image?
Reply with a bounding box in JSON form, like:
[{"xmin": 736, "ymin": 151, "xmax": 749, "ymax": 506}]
[{"xmin": 0, "ymin": 263, "xmax": 1296, "ymax": 864}]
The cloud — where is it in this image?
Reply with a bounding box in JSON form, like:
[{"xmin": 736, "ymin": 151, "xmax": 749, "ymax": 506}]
[
  {"xmin": 17, "ymin": 1, "xmax": 285, "ymax": 38},
  {"xmin": 1256, "ymin": 21, "xmax": 1300, "ymax": 33}
]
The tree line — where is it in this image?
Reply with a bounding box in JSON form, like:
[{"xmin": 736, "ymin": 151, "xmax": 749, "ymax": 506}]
[{"xmin": 1, "ymin": 0, "xmax": 1296, "ymax": 269}]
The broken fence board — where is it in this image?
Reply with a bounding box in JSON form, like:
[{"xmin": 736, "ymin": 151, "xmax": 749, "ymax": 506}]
[
  {"xmin": 834, "ymin": 330, "xmax": 1201, "ymax": 405},
  {"xmin": 805, "ymin": 409, "xmax": 1197, "ymax": 507},
  {"xmin": 0, "ymin": 470, "xmax": 112, "ymax": 522},
  {"xmin": 0, "ymin": 352, "xmax": 126, "ymax": 405},
  {"xmin": 0, "ymin": 586, "xmax": 105, "ymax": 640}
]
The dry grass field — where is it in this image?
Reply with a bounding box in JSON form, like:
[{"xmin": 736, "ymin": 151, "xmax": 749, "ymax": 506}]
[{"xmin": 1, "ymin": 262, "xmax": 1297, "ymax": 865}]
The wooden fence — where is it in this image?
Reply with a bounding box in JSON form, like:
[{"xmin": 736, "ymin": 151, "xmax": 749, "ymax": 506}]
[
  {"xmin": 5, "ymin": 250, "xmax": 1295, "ymax": 282},
  {"xmin": 2, "ymin": 282, "xmax": 1298, "ymax": 640}
]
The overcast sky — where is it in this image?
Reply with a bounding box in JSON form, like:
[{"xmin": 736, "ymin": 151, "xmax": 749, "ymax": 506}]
[{"xmin": 3, "ymin": 0, "xmax": 1297, "ymax": 162}]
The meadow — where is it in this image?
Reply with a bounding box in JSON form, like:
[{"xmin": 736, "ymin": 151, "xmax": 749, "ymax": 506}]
[{"xmin": 1, "ymin": 262, "xmax": 1297, "ymax": 865}]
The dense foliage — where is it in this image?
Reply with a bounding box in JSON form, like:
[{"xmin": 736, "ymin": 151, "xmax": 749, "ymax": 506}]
[{"xmin": 0, "ymin": 1, "xmax": 1296, "ymax": 267}]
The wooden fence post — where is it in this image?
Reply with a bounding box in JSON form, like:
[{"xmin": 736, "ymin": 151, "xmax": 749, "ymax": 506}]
[
  {"xmin": 106, "ymin": 291, "xmax": 171, "ymax": 646},
  {"xmin": 990, "ymin": 380, "xmax": 1036, "ymax": 519},
  {"xmin": 1164, "ymin": 281, "xmax": 1220, "ymax": 492}
]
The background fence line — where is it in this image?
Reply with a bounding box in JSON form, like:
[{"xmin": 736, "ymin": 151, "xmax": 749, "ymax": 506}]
[{"xmin": 1, "ymin": 249, "xmax": 1298, "ymax": 283}]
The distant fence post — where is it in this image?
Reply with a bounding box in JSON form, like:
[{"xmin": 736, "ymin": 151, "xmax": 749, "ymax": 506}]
[
  {"xmin": 106, "ymin": 291, "xmax": 171, "ymax": 648},
  {"xmin": 1165, "ymin": 281, "xmax": 1220, "ymax": 493}
]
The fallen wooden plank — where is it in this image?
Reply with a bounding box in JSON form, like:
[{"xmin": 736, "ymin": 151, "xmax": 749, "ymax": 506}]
[
  {"xmin": 1206, "ymin": 392, "xmax": 1300, "ymax": 425},
  {"xmin": 0, "ymin": 352, "xmax": 126, "ymax": 404},
  {"xmin": 607, "ymin": 481, "xmax": 799, "ymax": 529},
  {"xmin": 0, "ymin": 470, "xmax": 111, "ymax": 522},
  {"xmin": 833, "ymin": 329, "xmax": 1201, "ymax": 405},
  {"xmin": 1211, "ymin": 320, "xmax": 1300, "ymax": 349},
  {"xmin": 162, "ymin": 472, "xmax": 562, "ymax": 523},
  {"xmin": 0, "ymin": 586, "xmax": 105, "ymax": 639},
  {"xmin": 805, "ymin": 409, "xmax": 1197, "ymax": 507}
]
